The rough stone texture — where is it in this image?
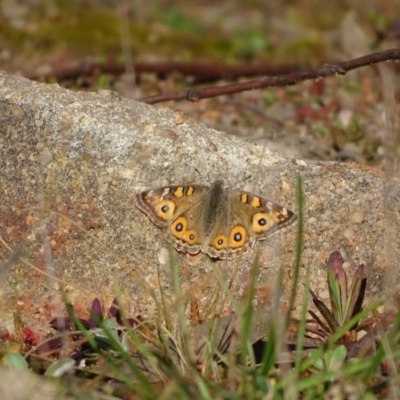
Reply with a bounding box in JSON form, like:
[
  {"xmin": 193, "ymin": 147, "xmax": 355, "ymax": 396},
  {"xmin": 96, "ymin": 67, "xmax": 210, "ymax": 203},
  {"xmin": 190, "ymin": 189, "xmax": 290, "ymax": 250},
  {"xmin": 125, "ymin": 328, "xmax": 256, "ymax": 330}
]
[
  {"xmin": 0, "ymin": 368, "xmax": 71, "ymax": 400},
  {"xmin": 0, "ymin": 70, "xmax": 398, "ymax": 335}
]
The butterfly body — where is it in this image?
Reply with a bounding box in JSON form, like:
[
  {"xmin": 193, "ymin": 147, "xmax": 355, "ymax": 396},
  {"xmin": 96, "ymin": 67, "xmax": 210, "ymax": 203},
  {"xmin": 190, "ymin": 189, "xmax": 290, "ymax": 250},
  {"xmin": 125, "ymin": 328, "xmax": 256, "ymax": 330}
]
[{"xmin": 134, "ymin": 180, "xmax": 296, "ymax": 259}]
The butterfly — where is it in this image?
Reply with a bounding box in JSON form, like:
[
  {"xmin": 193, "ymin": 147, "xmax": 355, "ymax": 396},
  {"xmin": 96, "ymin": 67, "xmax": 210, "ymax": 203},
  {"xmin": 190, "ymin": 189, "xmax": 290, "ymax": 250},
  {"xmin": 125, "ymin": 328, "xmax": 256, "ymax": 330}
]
[{"xmin": 134, "ymin": 180, "xmax": 296, "ymax": 259}]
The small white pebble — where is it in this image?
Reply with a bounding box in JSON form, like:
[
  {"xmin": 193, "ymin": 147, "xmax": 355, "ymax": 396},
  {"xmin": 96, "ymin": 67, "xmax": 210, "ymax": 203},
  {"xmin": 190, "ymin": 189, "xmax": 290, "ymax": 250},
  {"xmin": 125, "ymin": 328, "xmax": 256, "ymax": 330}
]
[
  {"xmin": 343, "ymin": 229, "xmax": 354, "ymax": 239},
  {"xmin": 350, "ymin": 211, "xmax": 364, "ymax": 224},
  {"xmin": 158, "ymin": 247, "xmax": 170, "ymax": 265}
]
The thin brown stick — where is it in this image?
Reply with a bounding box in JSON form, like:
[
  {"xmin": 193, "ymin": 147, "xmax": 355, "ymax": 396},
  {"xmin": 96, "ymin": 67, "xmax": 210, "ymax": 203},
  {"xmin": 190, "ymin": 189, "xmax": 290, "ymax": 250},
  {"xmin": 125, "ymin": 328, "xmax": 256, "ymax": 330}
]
[
  {"xmin": 27, "ymin": 60, "xmax": 300, "ymax": 83},
  {"xmin": 140, "ymin": 48, "xmax": 400, "ymax": 104}
]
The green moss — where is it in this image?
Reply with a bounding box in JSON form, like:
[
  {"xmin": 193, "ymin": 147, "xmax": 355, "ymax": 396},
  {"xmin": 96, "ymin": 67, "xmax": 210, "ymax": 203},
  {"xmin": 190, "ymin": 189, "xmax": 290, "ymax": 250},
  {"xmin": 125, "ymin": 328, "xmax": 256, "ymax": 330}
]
[
  {"xmin": 363, "ymin": 138, "xmax": 382, "ymax": 163},
  {"xmin": 261, "ymin": 90, "xmax": 279, "ymax": 107},
  {"xmin": 0, "ymin": 5, "xmax": 231, "ymax": 62},
  {"xmin": 285, "ymin": 1, "xmax": 346, "ymax": 30},
  {"xmin": 162, "ymin": 8, "xmax": 203, "ymax": 33},
  {"xmin": 277, "ymin": 35, "xmax": 328, "ymax": 65},
  {"xmin": 0, "ymin": 1, "xmax": 354, "ymax": 70},
  {"xmin": 34, "ymin": 9, "xmax": 125, "ymax": 54},
  {"xmin": 232, "ymin": 27, "xmax": 272, "ymax": 60},
  {"xmin": 0, "ymin": 18, "xmax": 31, "ymax": 51},
  {"xmin": 344, "ymin": 117, "xmax": 362, "ymax": 142},
  {"xmin": 366, "ymin": 9, "xmax": 392, "ymax": 32},
  {"xmin": 333, "ymin": 116, "xmax": 363, "ymax": 144},
  {"xmin": 314, "ymin": 124, "xmax": 330, "ymax": 137},
  {"xmin": 343, "ymin": 81, "xmax": 363, "ymax": 94},
  {"xmin": 96, "ymin": 74, "xmax": 113, "ymax": 90}
]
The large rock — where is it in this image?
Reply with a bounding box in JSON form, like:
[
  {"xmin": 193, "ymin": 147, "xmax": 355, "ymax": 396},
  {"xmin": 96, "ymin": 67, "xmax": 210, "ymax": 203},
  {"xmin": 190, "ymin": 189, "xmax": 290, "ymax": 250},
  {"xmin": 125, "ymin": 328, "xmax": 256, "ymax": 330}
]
[{"xmin": 0, "ymin": 71, "xmax": 397, "ymax": 335}]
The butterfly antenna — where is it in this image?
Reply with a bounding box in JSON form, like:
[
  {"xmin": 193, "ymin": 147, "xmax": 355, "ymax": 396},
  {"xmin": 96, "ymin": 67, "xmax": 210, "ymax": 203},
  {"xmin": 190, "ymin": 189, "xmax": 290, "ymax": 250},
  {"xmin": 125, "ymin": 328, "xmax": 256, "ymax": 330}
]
[
  {"xmin": 195, "ymin": 168, "xmax": 212, "ymax": 184},
  {"xmin": 194, "ymin": 168, "xmax": 203, "ymax": 179},
  {"xmin": 231, "ymin": 174, "xmax": 252, "ymax": 189},
  {"xmin": 250, "ymin": 140, "xmax": 269, "ymax": 193}
]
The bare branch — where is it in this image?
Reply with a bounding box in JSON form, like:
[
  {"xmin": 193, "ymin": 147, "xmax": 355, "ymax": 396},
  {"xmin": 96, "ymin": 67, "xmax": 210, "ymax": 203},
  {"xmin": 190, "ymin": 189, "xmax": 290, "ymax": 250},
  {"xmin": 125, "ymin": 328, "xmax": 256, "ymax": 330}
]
[
  {"xmin": 27, "ymin": 60, "xmax": 300, "ymax": 84},
  {"xmin": 140, "ymin": 48, "xmax": 400, "ymax": 104}
]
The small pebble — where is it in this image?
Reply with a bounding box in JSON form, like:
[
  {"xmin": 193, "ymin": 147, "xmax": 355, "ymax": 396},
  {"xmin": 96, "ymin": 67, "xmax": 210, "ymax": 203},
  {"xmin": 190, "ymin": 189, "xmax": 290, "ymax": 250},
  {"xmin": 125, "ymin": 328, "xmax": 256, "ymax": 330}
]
[{"xmin": 350, "ymin": 211, "xmax": 364, "ymax": 223}]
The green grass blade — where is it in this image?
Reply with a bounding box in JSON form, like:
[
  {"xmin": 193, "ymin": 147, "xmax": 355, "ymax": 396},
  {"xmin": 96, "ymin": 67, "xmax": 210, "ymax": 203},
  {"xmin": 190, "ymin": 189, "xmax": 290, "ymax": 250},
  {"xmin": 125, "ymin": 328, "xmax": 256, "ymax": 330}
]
[{"xmin": 285, "ymin": 173, "xmax": 304, "ymax": 330}]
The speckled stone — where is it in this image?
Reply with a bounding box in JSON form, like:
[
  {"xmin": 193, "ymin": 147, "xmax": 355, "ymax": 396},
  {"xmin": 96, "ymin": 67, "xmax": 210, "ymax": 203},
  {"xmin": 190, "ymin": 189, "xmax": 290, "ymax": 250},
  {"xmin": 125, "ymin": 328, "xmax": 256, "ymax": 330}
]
[{"xmin": 0, "ymin": 71, "xmax": 398, "ymax": 336}]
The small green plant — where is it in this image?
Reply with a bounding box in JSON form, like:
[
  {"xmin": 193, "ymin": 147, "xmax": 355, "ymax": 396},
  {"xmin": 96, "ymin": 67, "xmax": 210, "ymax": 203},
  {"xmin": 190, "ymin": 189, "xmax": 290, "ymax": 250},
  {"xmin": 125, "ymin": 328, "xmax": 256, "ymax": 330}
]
[{"xmin": 306, "ymin": 251, "xmax": 374, "ymax": 347}]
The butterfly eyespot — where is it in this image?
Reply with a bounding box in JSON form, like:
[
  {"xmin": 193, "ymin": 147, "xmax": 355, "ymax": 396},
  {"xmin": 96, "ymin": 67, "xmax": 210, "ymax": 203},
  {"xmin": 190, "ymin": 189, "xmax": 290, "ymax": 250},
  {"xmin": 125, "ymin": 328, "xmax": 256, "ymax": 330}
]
[
  {"xmin": 171, "ymin": 216, "xmax": 187, "ymax": 238},
  {"xmin": 185, "ymin": 230, "xmax": 200, "ymax": 245},
  {"xmin": 257, "ymin": 217, "xmax": 267, "ymax": 226},
  {"xmin": 252, "ymin": 213, "xmax": 271, "ymax": 233},
  {"xmin": 155, "ymin": 200, "xmax": 175, "ymax": 220},
  {"xmin": 234, "ymin": 232, "xmax": 242, "ymax": 241},
  {"xmin": 211, "ymin": 234, "xmax": 228, "ymax": 250},
  {"xmin": 229, "ymin": 226, "xmax": 246, "ymax": 248}
]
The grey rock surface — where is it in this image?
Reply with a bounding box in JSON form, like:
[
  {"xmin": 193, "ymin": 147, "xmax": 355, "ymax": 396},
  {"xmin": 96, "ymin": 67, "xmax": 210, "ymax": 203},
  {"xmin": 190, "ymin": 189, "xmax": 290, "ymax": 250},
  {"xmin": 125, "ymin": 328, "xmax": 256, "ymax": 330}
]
[
  {"xmin": 0, "ymin": 368, "xmax": 72, "ymax": 400},
  {"xmin": 0, "ymin": 70, "xmax": 398, "ymax": 335}
]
